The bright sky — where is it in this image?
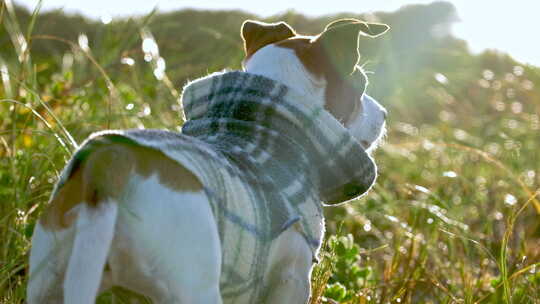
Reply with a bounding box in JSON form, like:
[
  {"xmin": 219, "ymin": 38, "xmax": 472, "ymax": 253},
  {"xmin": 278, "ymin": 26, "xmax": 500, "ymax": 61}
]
[{"xmin": 14, "ymin": 0, "xmax": 540, "ymax": 66}]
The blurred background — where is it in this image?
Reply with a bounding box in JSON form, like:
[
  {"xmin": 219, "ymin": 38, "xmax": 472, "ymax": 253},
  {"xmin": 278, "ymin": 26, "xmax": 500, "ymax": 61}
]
[
  {"xmin": 14, "ymin": 0, "xmax": 540, "ymax": 66},
  {"xmin": 1, "ymin": 0, "xmax": 539, "ymax": 303}
]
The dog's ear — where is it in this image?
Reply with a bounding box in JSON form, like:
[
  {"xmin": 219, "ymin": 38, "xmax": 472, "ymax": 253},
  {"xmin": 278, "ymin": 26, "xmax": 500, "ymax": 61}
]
[
  {"xmin": 314, "ymin": 19, "xmax": 389, "ymax": 75},
  {"xmin": 325, "ymin": 19, "xmax": 389, "ymax": 38},
  {"xmin": 241, "ymin": 20, "xmax": 296, "ymax": 59}
]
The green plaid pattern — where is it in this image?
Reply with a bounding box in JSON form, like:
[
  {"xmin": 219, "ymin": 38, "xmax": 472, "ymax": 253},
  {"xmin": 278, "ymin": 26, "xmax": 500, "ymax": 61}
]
[{"xmin": 52, "ymin": 71, "xmax": 377, "ymax": 303}]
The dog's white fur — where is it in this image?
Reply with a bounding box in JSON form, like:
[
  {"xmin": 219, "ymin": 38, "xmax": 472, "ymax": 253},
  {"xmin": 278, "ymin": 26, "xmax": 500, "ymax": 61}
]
[
  {"xmin": 27, "ymin": 31, "xmax": 387, "ymax": 304},
  {"xmin": 245, "ymin": 45, "xmax": 328, "ymax": 108}
]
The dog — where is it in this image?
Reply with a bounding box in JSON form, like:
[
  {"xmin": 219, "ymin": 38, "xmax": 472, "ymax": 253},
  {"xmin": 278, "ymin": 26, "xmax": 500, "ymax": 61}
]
[{"xmin": 27, "ymin": 19, "xmax": 389, "ymax": 304}]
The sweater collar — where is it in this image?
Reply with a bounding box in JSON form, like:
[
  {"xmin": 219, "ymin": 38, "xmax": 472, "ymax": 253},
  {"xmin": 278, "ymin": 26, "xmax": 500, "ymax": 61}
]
[{"xmin": 180, "ymin": 70, "xmax": 377, "ymax": 205}]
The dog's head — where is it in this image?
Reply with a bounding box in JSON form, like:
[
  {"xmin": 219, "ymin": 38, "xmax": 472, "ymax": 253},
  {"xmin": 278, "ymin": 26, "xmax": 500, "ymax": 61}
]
[{"xmin": 241, "ymin": 19, "xmax": 389, "ymax": 152}]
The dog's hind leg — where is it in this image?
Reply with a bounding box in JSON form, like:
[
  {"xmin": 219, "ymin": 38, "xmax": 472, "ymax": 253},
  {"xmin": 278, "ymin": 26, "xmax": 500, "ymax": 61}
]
[
  {"xmin": 27, "ymin": 221, "xmax": 75, "ymax": 303},
  {"xmin": 108, "ymin": 176, "xmax": 223, "ymax": 304},
  {"xmin": 64, "ymin": 200, "xmax": 118, "ymax": 304},
  {"xmin": 262, "ymin": 225, "xmax": 313, "ymax": 304},
  {"xmin": 148, "ymin": 190, "xmax": 223, "ymax": 304}
]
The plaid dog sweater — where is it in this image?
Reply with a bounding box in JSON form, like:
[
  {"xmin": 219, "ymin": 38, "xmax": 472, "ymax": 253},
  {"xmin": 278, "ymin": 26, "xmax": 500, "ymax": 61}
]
[{"xmin": 52, "ymin": 71, "xmax": 378, "ymax": 303}]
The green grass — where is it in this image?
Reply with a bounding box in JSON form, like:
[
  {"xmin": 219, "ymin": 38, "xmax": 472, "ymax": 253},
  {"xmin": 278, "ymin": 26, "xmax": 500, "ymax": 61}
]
[{"xmin": 1, "ymin": 2, "xmax": 539, "ymax": 303}]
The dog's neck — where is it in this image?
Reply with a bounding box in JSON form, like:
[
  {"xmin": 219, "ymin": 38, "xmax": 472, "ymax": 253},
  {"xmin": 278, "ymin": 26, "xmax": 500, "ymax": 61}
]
[
  {"xmin": 244, "ymin": 44, "xmax": 327, "ymax": 108},
  {"xmin": 181, "ymin": 71, "xmax": 377, "ymax": 205}
]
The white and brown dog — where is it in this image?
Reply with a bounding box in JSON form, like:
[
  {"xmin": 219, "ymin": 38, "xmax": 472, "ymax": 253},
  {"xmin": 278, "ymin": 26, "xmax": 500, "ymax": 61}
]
[{"xmin": 27, "ymin": 19, "xmax": 389, "ymax": 304}]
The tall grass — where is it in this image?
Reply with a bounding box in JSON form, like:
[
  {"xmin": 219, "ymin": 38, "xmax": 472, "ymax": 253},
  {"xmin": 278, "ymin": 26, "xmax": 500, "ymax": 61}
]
[{"xmin": 1, "ymin": 2, "xmax": 539, "ymax": 303}]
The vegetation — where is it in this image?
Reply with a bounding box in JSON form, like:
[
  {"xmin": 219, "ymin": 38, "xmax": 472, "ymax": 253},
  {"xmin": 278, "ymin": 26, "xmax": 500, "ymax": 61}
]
[{"xmin": 1, "ymin": 1, "xmax": 539, "ymax": 303}]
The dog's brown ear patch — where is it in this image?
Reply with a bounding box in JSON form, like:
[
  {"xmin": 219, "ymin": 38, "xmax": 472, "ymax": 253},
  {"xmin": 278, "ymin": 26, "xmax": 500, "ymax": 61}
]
[
  {"xmin": 315, "ymin": 19, "xmax": 389, "ymax": 76},
  {"xmin": 325, "ymin": 18, "xmax": 389, "ymax": 38},
  {"xmin": 241, "ymin": 20, "xmax": 295, "ymax": 60},
  {"xmin": 314, "ymin": 21, "xmax": 364, "ymax": 76}
]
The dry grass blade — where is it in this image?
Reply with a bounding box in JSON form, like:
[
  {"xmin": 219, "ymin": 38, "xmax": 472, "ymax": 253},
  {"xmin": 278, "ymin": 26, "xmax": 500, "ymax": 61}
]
[
  {"xmin": 31, "ymin": 34, "xmax": 122, "ymax": 128},
  {"xmin": 499, "ymin": 190, "xmax": 540, "ymax": 303},
  {"xmin": 0, "ymin": 99, "xmax": 71, "ymax": 154}
]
